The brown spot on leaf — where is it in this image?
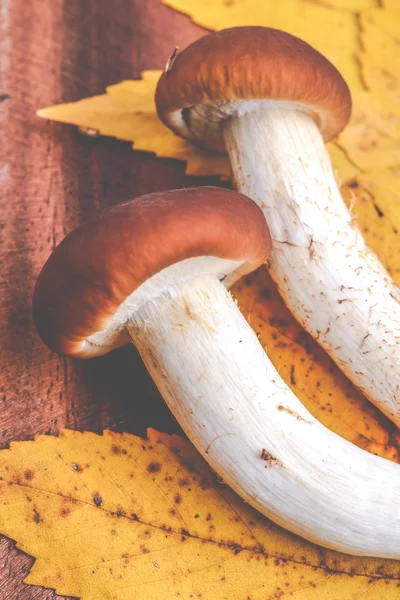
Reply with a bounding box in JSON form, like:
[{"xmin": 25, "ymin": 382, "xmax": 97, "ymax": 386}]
[
  {"xmin": 261, "ymin": 287, "xmax": 271, "ymax": 301},
  {"xmin": 184, "ymin": 461, "xmax": 197, "ymax": 473},
  {"xmin": 33, "ymin": 507, "xmax": 40, "ymax": 524},
  {"xmin": 147, "ymin": 462, "xmax": 161, "ymax": 474},
  {"xmin": 111, "ymin": 445, "xmax": 121, "ymax": 455},
  {"xmin": 373, "ymin": 203, "xmax": 384, "ymax": 218},
  {"xmin": 206, "ymin": 513, "xmax": 212, "ymax": 521},
  {"xmin": 308, "ymin": 581, "xmax": 317, "ymax": 588},
  {"xmin": 93, "ymin": 493, "xmax": 103, "ymax": 507},
  {"xmin": 174, "ymin": 493, "xmax": 182, "ymax": 504},
  {"xmin": 228, "ymin": 541, "xmax": 242, "ymax": 555},
  {"xmin": 24, "ymin": 470, "xmax": 33, "ymax": 481},
  {"xmin": 178, "ymin": 477, "xmax": 189, "ymax": 487},
  {"xmin": 170, "ymin": 508, "xmax": 176, "ymax": 516}
]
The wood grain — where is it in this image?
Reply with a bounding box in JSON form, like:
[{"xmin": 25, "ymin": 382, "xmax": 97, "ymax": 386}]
[{"xmin": 0, "ymin": 1, "xmax": 209, "ymax": 597}]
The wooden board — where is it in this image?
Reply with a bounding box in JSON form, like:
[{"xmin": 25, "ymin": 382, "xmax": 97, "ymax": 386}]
[{"xmin": 0, "ymin": 1, "xmax": 207, "ymax": 597}]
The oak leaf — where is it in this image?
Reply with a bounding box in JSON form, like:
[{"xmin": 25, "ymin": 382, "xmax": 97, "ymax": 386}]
[{"xmin": 1, "ymin": 429, "xmax": 400, "ymax": 600}]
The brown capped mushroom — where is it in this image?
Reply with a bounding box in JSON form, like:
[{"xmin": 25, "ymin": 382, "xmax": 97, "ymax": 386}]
[
  {"xmin": 34, "ymin": 187, "xmax": 400, "ymax": 558},
  {"xmin": 33, "ymin": 187, "xmax": 268, "ymax": 357},
  {"xmin": 155, "ymin": 26, "xmax": 400, "ymax": 427}
]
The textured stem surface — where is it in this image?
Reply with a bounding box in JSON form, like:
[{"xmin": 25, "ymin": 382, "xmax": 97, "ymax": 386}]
[
  {"xmin": 128, "ymin": 276, "xmax": 400, "ymax": 558},
  {"xmin": 224, "ymin": 105, "xmax": 400, "ymax": 425}
]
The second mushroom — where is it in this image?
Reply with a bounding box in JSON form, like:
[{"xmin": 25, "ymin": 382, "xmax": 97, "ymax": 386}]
[
  {"xmin": 34, "ymin": 187, "xmax": 400, "ymax": 558},
  {"xmin": 155, "ymin": 26, "xmax": 400, "ymax": 427}
]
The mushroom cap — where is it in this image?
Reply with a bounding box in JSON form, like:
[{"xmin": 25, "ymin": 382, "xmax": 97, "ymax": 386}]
[
  {"xmin": 33, "ymin": 187, "xmax": 271, "ymax": 358},
  {"xmin": 155, "ymin": 26, "xmax": 352, "ymax": 151}
]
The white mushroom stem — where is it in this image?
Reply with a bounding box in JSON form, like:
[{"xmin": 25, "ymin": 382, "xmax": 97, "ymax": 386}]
[
  {"xmin": 223, "ymin": 105, "xmax": 400, "ymax": 425},
  {"xmin": 127, "ymin": 275, "xmax": 400, "ymax": 558}
]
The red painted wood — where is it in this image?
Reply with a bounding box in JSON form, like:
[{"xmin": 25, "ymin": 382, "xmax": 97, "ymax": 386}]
[{"xmin": 0, "ymin": 1, "xmax": 209, "ymax": 597}]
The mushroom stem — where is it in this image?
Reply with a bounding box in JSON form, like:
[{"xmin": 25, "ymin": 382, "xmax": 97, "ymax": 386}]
[
  {"xmin": 223, "ymin": 104, "xmax": 400, "ymax": 425},
  {"xmin": 127, "ymin": 275, "xmax": 400, "ymax": 558}
]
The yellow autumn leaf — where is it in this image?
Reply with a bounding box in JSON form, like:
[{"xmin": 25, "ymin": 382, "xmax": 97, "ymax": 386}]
[
  {"xmin": 358, "ymin": 168, "xmax": 400, "ymax": 239},
  {"xmin": 326, "ymin": 142, "xmax": 359, "ymax": 184},
  {"xmin": 1, "ymin": 428, "xmax": 400, "ymax": 600},
  {"xmin": 314, "ymin": 0, "xmax": 376, "ymax": 8},
  {"xmin": 38, "ymin": 72, "xmax": 230, "ymax": 178},
  {"xmin": 361, "ymin": 7, "xmax": 400, "ymax": 41},
  {"xmin": 337, "ymin": 90, "xmax": 400, "ymax": 170},
  {"xmin": 359, "ymin": 8, "xmax": 400, "ymax": 102},
  {"xmin": 382, "ymin": 0, "xmax": 398, "ymax": 8}
]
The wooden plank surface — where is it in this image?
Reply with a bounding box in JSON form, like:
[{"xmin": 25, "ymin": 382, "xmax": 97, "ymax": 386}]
[{"xmin": 0, "ymin": 1, "xmax": 207, "ymax": 597}]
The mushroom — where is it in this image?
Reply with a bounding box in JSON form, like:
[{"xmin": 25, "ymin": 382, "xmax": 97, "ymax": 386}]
[
  {"xmin": 33, "ymin": 187, "xmax": 400, "ymax": 558},
  {"xmin": 155, "ymin": 27, "xmax": 400, "ymax": 427}
]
